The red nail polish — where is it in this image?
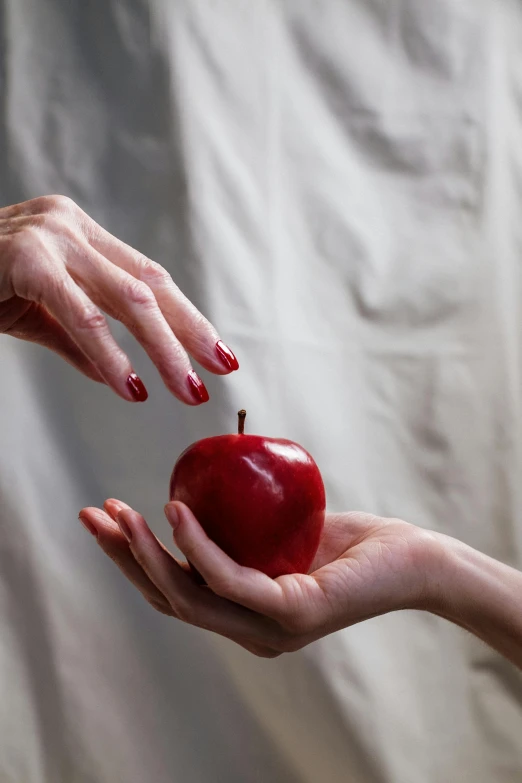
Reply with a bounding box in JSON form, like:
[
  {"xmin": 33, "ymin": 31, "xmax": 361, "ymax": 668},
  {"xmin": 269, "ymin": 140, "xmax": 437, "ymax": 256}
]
[
  {"xmin": 216, "ymin": 340, "xmax": 239, "ymax": 371},
  {"xmin": 79, "ymin": 514, "xmax": 97, "ymax": 538},
  {"xmin": 187, "ymin": 371, "xmax": 210, "ymax": 404},
  {"xmin": 127, "ymin": 373, "xmax": 148, "ymax": 402}
]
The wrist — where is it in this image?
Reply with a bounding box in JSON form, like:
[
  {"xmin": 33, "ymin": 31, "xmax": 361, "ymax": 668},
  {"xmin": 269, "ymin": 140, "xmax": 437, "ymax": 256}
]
[
  {"xmin": 418, "ymin": 530, "xmax": 494, "ymax": 626},
  {"xmin": 408, "ymin": 529, "xmax": 456, "ymax": 614},
  {"xmin": 409, "ymin": 527, "xmax": 490, "ymax": 622},
  {"xmin": 418, "ymin": 532, "xmax": 466, "ymax": 619},
  {"xmin": 407, "ymin": 526, "xmax": 522, "ymax": 668},
  {"xmin": 422, "ymin": 530, "xmax": 522, "ymax": 635}
]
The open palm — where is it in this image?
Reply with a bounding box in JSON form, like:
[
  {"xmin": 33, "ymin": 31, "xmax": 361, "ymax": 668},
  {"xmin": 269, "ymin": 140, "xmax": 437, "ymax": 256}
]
[{"xmin": 79, "ymin": 500, "xmax": 441, "ymax": 657}]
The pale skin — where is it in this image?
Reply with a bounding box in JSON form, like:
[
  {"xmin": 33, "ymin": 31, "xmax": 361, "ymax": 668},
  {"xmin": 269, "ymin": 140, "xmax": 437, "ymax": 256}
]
[
  {"xmin": 2, "ymin": 195, "xmax": 522, "ymax": 668},
  {"xmin": 0, "ymin": 195, "xmax": 237, "ymax": 403},
  {"xmin": 78, "ymin": 500, "xmax": 522, "ymax": 668}
]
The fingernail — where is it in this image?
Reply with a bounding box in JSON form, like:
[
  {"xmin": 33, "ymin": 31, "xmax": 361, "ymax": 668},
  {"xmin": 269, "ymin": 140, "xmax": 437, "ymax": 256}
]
[
  {"xmin": 215, "ymin": 340, "xmax": 239, "ymax": 372},
  {"xmin": 126, "ymin": 373, "xmax": 148, "ymax": 402},
  {"xmin": 79, "ymin": 513, "xmax": 98, "ymax": 538},
  {"xmin": 165, "ymin": 503, "xmax": 180, "ymax": 531},
  {"xmin": 187, "ymin": 370, "xmax": 209, "ymax": 404},
  {"xmin": 117, "ymin": 512, "xmax": 132, "ymax": 542}
]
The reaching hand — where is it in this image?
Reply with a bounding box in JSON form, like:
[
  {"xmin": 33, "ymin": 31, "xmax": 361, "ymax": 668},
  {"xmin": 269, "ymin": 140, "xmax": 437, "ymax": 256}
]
[
  {"xmin": 78, "ymin": 500, "xmax": 442, "ymax": 657},
  {"xmin": 0, "ymin": 196, "xmax": 238, "ymax": 403}
]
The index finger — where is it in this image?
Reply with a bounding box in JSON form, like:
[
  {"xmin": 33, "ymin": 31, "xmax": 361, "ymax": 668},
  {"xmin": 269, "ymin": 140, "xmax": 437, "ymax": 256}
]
[
  {"xmin": 116, "ymin": 506, "xmax": 285, "ymax": 646},
  {"xmin": 84, "ymin": 219, "xmax": 239, "ymax": 375}
]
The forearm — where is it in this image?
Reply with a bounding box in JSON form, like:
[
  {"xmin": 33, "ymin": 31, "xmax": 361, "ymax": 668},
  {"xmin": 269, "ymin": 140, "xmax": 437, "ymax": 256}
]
[{"xmin": 428, "ymin": 534, "xmax": 522, "ymax": 669}]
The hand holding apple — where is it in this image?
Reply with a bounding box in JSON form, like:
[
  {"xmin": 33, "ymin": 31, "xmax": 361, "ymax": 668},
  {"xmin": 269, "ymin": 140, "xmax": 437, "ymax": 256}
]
[
  {"xmin": 78, "ymin": 424, "xmax": 522, "ymax": 666},
  {"xmin": 77, "ymin": 411, "xmax": 440, "ymax": 656},
  {"xmin": 79, "ymin": 498, "xmax": 440, "ymax": 657}
]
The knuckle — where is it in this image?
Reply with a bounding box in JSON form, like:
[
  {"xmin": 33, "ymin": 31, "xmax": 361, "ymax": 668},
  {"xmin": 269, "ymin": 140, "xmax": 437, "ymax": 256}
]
[
  {"xmin": 8, "ymin": 230, "xmax": 50, "ymax": 280},
  {"xmin": 48, "ymin": 273, "xmax": 71, "ymax": 298},
  {"xmin": 12, "ymin": 224, "xmax": 45, "ymax": 252},
  {"xmin": 38, "ymin": 212, "xmax": 73, "ymax": 236},
  {"xmin": 44, "ymin": 194, "xmax": 77, "ymax": 213},
  {"xmin": 138, "ymin": 259, "xmax": 172, "ymax": 287},
  {"xmin": 12, "ymin": 225, "xmax": 53, "ymax": 260},
  {"xmin": 9, "ymin": 214, "xmax": 68, "ymax": 244},
  {"xmin": 121, "ymin": 278, "xmax": 156, "ymax": 308},
  {"xmin": 76, "ymin": 307, "xmax": 107, "ymax": 335},
  {"xmin": 8, "ymin": 236, "xmax": 65, "ymax": 303}
]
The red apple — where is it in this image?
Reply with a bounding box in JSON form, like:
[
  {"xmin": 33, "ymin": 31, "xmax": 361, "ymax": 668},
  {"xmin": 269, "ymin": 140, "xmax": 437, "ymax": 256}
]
[{"xmin": 169, "ymin": 410, "xmax": 326, "ymax": 578}]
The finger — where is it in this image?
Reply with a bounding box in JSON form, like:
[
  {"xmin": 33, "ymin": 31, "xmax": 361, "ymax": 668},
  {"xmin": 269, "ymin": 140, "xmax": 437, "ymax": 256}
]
[
  {"xmin": 95, "ymin": 502, "xmax": 286, "ymax": 653},
  {"xmin": 116, "ymin": 507, "xmax": 282, "ymax": 646},
  {"xmin": 39, "ymin": 268, "xmax": 143, "ymax": 402},
  {"xmin": 5, "ymin": 301, "xmax": 105, "ymax": 383},
  {"xmin": 3, "ymin": 195, "xmax": 237, "ymax": 385},
  {"xmin": 0, "ymin": 196, "xmax": 49, "ymax": 218},
  {"xmin": 99, "ymin": 502, "xmax": 281, "ymax": 654},
  {"xmin": 83, "ymin": 220, "xmax": 239, "ymax": 375},
  {"xmin": 164, "ymin": 502, "xmax": 293, "ymax": 620},
  {"xmin": 103, "ymin": 498, "xmax": 193, "ymax": 575},
  {"xmin": 79, "ymin": 507, "xmax": 175, "ymax": 615},
  {"xmin": 67, "ymin": 245, "xmax": 208, "ymax": 405},
  {"xmin": 233, "ymin": 641, "xmax": 284, "ymax": 658},
  {"xmin": 103, "ymin": 498, "xmax": 132, "ymax": 518}
]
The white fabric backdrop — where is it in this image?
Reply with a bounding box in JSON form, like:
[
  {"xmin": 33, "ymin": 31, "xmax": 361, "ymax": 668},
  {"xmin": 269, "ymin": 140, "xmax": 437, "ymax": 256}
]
[{"xmin": 1, "ymin": 0, "xmax": 522, "ymax": 780}]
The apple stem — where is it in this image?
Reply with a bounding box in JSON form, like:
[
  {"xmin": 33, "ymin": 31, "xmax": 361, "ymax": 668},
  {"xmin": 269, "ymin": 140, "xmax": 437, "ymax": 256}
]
[{"xmin": 238, "ymin": 409, "xmax": 246, "ymax": 435}]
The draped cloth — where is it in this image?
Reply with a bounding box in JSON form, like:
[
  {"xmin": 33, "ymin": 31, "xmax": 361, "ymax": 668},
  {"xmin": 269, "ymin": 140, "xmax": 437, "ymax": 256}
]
[{"xmin": 0, "ymin": 1, "xmax": 521, "ymax": 780}]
